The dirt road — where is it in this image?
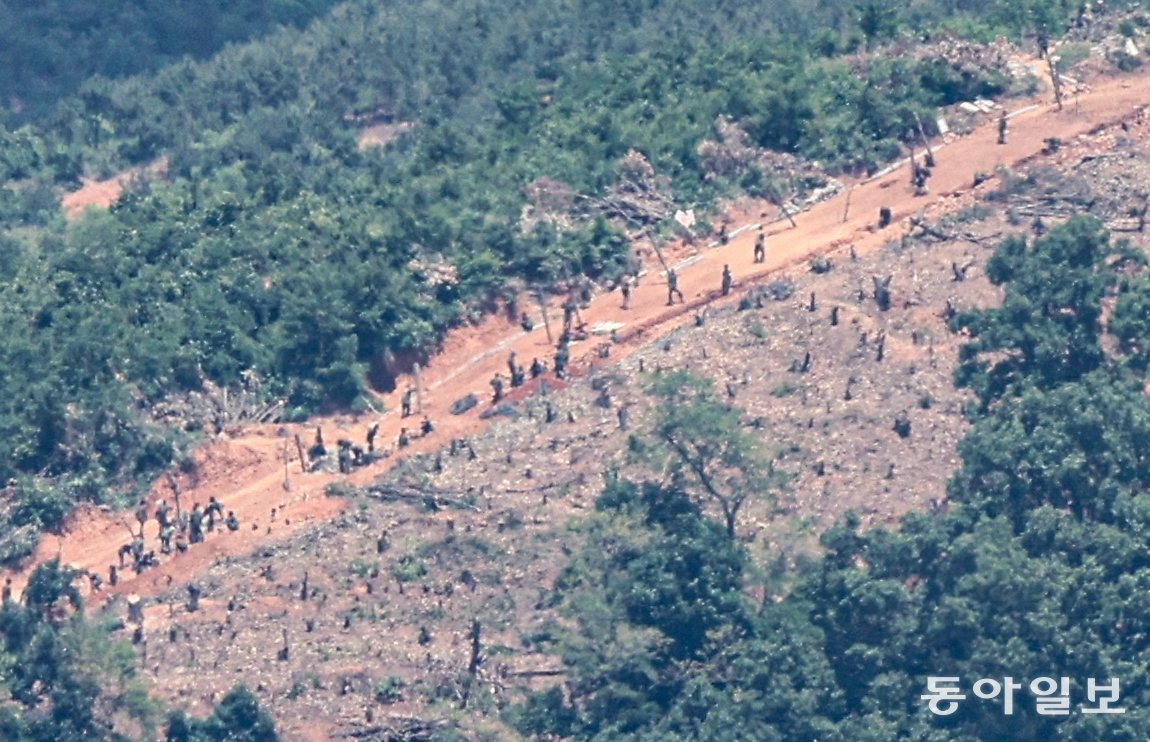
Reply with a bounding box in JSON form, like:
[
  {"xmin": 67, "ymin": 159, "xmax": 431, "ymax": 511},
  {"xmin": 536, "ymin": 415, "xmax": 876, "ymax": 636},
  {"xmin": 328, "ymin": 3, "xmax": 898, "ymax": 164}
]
[{"xmin": 11, "ymin": 65, "xmax": 1150, "ymax": 604}]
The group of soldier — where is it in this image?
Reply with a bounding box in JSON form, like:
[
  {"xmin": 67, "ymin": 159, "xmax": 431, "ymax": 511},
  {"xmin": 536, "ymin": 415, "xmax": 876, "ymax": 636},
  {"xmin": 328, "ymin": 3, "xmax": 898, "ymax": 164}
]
[{"xmin": 112, "ymin": 495, "xmax": 239, "ymax": 585}]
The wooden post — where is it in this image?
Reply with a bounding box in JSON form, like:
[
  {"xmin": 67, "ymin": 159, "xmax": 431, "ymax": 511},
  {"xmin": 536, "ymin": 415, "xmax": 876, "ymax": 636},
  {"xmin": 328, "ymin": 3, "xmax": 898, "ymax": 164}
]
[
  {"xmin": 774, "ymin": 195, "xmax": 798, "ymax": 228},
  {"xmin": 167, "ymin": 472, "xmax": 183, "ymax": 525},
  {"xmin": 535, "ymin": 291, "xmax": 553, "ymax": 344},
  {"xmin": 459, "ymin": 618, "xmax": 483, "ymax": 709},
  {"xmin": 282, "ymin": 440, "xmax": 291, "ymax": 491},
  {"xmin": 648, "ymin": 233, "xmax": 670, "ymax": 274},
  {"xmin": 127, "ymin": 594, "xmax": 144, "ymax": 624},
  {"xmin": 294, "ymin": 434, "xmax": 307, "ymax": 473},
  {"xmin": 413, "ymin": 363, "xmax": 424, "ymax": 414},
  {"xmin": 1048, "ymin": 56, "xmax": 1063, "ymax": 111},
  {"xmin": 841, "ymin": 184, "xmax": 853, "ymax": 223},
  {"xmin": 913, "ymin": 112, "xmax": 935, "ymax": 166}
]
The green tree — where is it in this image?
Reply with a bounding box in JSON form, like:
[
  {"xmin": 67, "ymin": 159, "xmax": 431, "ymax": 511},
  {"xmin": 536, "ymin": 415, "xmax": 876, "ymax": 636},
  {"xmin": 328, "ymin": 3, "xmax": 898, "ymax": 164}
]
[
  {"xmin": 952, "ymin": 216, "xmax": 1140, "ymax": 409},
  {"xmin": 165, "ymin": 684, "xmax": 278, "ymax": 741},
  {"xmin": 639, "ymin": 370, "xmax": 786, "ymax": 538}
]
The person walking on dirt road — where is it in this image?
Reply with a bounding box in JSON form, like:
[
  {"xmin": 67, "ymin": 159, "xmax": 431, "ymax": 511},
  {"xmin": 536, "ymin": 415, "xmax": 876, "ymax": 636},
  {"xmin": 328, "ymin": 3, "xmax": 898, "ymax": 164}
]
[{"xmin": 666, "ymin": 269, "xmax": 684, "ymax": 306}]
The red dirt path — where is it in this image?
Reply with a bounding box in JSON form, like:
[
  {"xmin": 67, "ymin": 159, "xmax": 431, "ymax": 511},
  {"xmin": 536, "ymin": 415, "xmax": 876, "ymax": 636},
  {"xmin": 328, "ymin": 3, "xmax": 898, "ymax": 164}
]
[{"xmin": 12, "ymin": 66, "xmax": 1150, "ymax": 606}]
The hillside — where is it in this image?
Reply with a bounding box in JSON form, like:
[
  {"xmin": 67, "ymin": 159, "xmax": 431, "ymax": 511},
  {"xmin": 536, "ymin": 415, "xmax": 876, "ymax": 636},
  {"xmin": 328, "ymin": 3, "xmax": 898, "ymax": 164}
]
[
  {"xmin": 1, "ymin": 54, "xmax": 1148, "ymax": 736},
  {"xmin": 3, "ymin": 0, "xmax": 1150, "ymax": 738}
]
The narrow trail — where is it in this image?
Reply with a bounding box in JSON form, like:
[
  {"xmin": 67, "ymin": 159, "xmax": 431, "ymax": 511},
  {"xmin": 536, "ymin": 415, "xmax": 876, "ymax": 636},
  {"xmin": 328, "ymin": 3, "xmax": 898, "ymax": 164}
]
[{"xmin": 10, "ymin": 65, "xmax": 1150, "ymax": 605}]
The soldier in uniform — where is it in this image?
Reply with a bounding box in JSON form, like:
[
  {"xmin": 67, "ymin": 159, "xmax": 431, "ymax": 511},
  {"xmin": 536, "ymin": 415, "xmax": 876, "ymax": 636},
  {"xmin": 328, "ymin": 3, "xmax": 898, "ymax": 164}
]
[
  {"xmin": 753, "ymin": 229, "xmax": 765, "ymax": 263},
  {"xmin": 401, "ymin": 387, "xmax": 414, "ymax": 418},
  {"xmin": 398, "ymin": 428, "xmax": 410, "ymax": 448},
  {"xmin": 554, "ymin": 345, "xmax": 569, "ymax": 379},
  {"xmin": 721, "ymin": 265, "xmax": 732, "ymax": 296},
  {"xmin": 666, "ymin": 269, "xmax": 684, "ymax": 306},
  {"xmin": 420, "ymin": 417, "xmax": 433, "ymax": 436},
  {"xmin": 508, "ymin": 352, "xmax": 524, "ymax": 387},
  {"xmin": 998, "ymin": 110, "xmax": 1007, "ymax": 145},
  {"xmin": 337, "ymin": 441, "xmax": 352, "ymax": 474},
  {"xmin": 189, "ymin": 504, "xmax": 205, "ymax": 544},
  {"xmin": 134, "ymin": 500, "xmax": 149, "ymax": 537},
  {"xmin": 519, "ymin": 312, "xmax": 534, "ymax": 332},
  {"xmin": 562, "ymin": 297, "xmax": 578, "ymax": 334},
  {"xmin": 490, "ymin": 373, "xmax": 505, "ymax": 404},
  {"xmin": 530, "ymin": 357, "xmax": 545, "ymax": 378},
  {"xmin": 912, "ymin": 164, "xmax": 929, "ymax": 196},
  {"xmin": 155, "ymin": 499, "xmax": 172, "ymax": 530},
  {"xmin": 206, "ymin": 496, "xmax": 223, "ymax": 531},
  {"xmin": 160, "ymin": 524, "xmax": 176, "ymax": 555},
  {"xmin": 620, "ymin": 274, "xmax": 633, "ymax": 310},
  {"xmin": 367, "ymin": 422, "xmax": 380, "ymax": 452},
  {"xmin": 225, "ymin": 511, "xmax": 240, "ymax": 531},
  {"xmin": 879, "ymin": 206, "xmax": 892, "ymax": 229}
]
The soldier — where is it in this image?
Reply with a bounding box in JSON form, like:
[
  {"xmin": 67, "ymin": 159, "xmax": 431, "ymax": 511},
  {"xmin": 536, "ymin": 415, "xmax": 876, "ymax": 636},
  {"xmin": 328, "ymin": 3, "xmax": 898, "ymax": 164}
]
[
  {"xmin": 530, "ymin": 357, "xmax": 545, "ymax": 378},
  {"xmin": 88, "ymin": 572, "xmax": 102, "ymax": 592},
  {"xmin": 206, "ymin": 496, "xmax": 223, "ymax": 531},
  {"xmin": 998, "ymin": 110, "xmax": 1007, "ymax": 145},
  {"xmin": 721, "ymin": 265, "xmax": 732, "ymax": 296},
  {"xmin": 225, "ymin": 511, "xmax": 240, "ymax": 532},
  {"xmin": 351, "ymin": 445, "xmax": 365, "ymax": 466},
  {"xmin": 753, "ymin": 229, "xmax": 765, "ymax": 263},
  {"xmin": 620, "ymin": 274, "xmax": 633, "ymax": 310},
  {"xmin": 562, "ymin": 297, "xmax": 578, "ymax": 334},
  {"xmin": 401, "ymin": 387, "xmax": 414, "ymax": 418},
  {"xmin": 108, "ymin": 565, "xmax": 118, "ymax": 587},
  {"xmin": 1, "ymin": 578, "xmax": 10, "ymax": 603},
  {"xmin": 878, "ymin": 206, "xmax": 892, "ymax": 229},
  {"xmin": 337, "ymin": 442, "xmax": 352, "ymax": 474},
  {"xmin": 117, "ymin": 543, "xmax": 132, "ymax": 569},
  {"xmin": 189, "ymin": 503, "xmax": 204, "ymax": 544},
  {"xmin": 912, "ymin": 164, "xmax": 929, "ymax": 196},
  {"xmin": 718, "ymin": 219, "xmax": 730, "ymax": 245},
  {"xmin": 366, "ymin": 422, "xmax": 380, "ymax": 452},
  {"xmin": 160, "ymin": 524, "xmax": 176, "ymax": 555},
  {"xmin": 155, "ymin": 499, "xmax": 171, "ymax": 530},
  {"xmin": 666, "ymin": 269, "xmax": 684, "ymax": 306},
  {"xmin": 519, "ymin": 311, "xmax": 534, "ymax": 332},
  {"xmin": 507, "ymin": 352, "xmax": 523, "ymax": 388},
  {"xmin": 490, "ymin": 373, "xmax": 505, "ymax": 404},
  {"xmin": 1037, "ymin": 24, "xmax": 1049, "ymax": 59},
  {"xmin": 554, "ymin": 345, "xmax": 569, "ymax": 379},
  {"xmin": 418, "ymin": 417, "xmax": 432, "ymax": 436},
  {"xmin": 398, "ymin": 428, "xmax": 410, "ymax": 448},
  {"xmin": 134, "ymin": 500, "xmax": 149, "ymax": 537}
]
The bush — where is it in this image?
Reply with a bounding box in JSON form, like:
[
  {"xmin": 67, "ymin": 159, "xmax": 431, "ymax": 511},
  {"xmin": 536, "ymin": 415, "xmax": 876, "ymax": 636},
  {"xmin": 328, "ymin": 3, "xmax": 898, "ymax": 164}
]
[{"xmin": 374, "ymin": 676, "xmax": 405, "ymax": 704}]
